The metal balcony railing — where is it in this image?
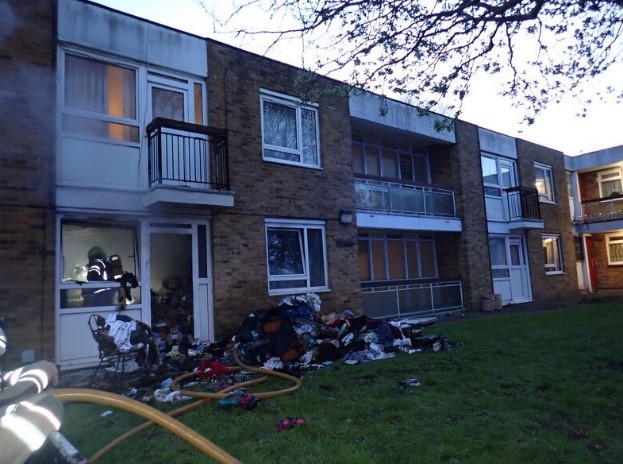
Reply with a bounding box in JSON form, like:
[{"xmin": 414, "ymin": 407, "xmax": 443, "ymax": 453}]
[
  {"xmin": 361, "ymin": 279, "xmax": 463, "ymax": 319},
  {"xmin": 577, "ymin": 194, "xmax": 623, "ymax": 223},
  {"xmin": 146, "ymin": 117, "xmax": 229, "ymax": 190},
  {"xmin": 505, "ymin": 186, "xmax": 541, "ymax": 221},
  {"xmin": 354, "ymin": 176, "xmax": 457, "ymax": 217}
]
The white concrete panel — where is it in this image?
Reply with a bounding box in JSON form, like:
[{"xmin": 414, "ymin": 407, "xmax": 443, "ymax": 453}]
[
  {"xmin": 478, "ymin": 127, "xmax": 517, "ymax": 158},
  {"xmin": 349, "ymin": 93, "xmax": 456, "ymax": 144},
  {"xmin": 58, "ymin": 308, "xmax": 142, "ymax": 367},
  {"xmin": 355, "ymin": 212, "xmax": 462, "ymax": 232},
  {"xmin": 565, "ymin": 145, "xmax": 623, "ymax": 172},
  {"xmin": 59, "ymin": 0, "xmax": 207, "ymax": 77},
  {"xmin": 59, "ymin": 137, "xmax": 141, "ymax": 188}
]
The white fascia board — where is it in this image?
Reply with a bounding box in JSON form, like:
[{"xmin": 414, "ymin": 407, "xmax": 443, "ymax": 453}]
[
  {"xmin": 349, "ymin": 92, "xmax": 456, "ymax": 144},
  {"xmin": 356, "ymin": 212, "xmax": 462, "ymax": 232},
  {"xmin": 58, "ymin": 0, "xmax": 207, "ymax": 77},
  {"xmin": 478, "ymin": 128, "xmax": 517, "ymax": 158}
]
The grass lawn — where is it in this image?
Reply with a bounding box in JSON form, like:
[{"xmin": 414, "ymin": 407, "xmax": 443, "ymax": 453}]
[{"xmin": 59, "ymin": 300, "xmax": 623, "ymax": 463}]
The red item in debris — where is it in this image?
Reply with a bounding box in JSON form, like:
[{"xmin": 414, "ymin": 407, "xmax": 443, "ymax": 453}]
[
  {"xmin": 196, "ymin": 360, "xmax": 235, "ymax": 378},
  {"xmin": 276, "ymin": 417, "xmax": 306, "ymax": 432}
]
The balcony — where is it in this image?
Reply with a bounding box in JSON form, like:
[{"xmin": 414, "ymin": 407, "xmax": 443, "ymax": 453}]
[
  {"xmin": 361, "ymin": 279, "xmax": 463, "ymax": 319},
  {"xmin": 143, "ymin": 118, "xmax": 233, "ymax": 208},
  {"xmin": 575, "ymin": 195, "xmax": 623, "ymax": 228},
  {"xmin": 354, "ymin": 176, "xmax": 462, "ymax": 232},
  {"xmin": 504, "ymin": 186, "xmax": 543, "ymax": 231}
]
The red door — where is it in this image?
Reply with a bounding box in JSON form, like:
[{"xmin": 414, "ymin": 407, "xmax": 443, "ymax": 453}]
[{"xmin": 585, "ymin": 236, "xmax": 599, "ymax": 290}]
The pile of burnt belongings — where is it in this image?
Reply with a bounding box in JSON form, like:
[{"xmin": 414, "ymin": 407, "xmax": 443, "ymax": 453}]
[{"xmin": 232, "ymin": 293, "xmax": 454, "ymax": 371}]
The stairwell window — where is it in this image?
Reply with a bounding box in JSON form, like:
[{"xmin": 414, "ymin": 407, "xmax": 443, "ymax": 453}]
[
  {"xmin": 542, "ymin": 234, "xmax": 563, "ymax": 274},
  {"xmin": 260, "ymin": 90, "xmax": 320, "ymax": 168},
  {"xmin": 63, "ymin": 53, "xmax": 138, "ymax": 142},
  {"xmin": 606, "ymin": 235, "xmax": 623, "ymax": 265},
  {"xmin": 535, "ymin": 163, "xmax": 555, "ymax": 203},
  {"xmin": 265, "ymin": 219, "xmax": 328, "ymax": 294}
]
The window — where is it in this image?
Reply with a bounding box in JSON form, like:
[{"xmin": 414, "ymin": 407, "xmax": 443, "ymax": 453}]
[
  {"xmin": 481, "ymin": 155, "xmax": 517, "ymax": 197},
  {"xmin": 488, "ymin": 237, "xmax": 510, "ymax": 279},
  {"xmin": 542, "ymin": 234, "xmax": 563, "ymax": 274},
  {"xmin": 535, "ymin": 163, "xmax": 555, "ymax": 203},
  {"xmin": 598, "ymin": 169, "xmax": 623, "ymax": 198},
  {"xmin": 358, "ymin": 232, "xmax": 437, "ymax": 281},
  {"xmin": 260, "ymin": 90, "xmax": 320, "ymax": 168},
  {"xmin": 60, "ymin": 221, "xmax": 140, "ymax": 308},
  {"xmin": 63, "ymin": 53, "xmax": 138, "ymax": 142},
  {"xmin": 265, "ymin": 219, "xmax": 328, "ymax": 294},
  {"xmin": 352, "ymin": 134, "xmax": 429, "ymax": 182},
  {"xmin": 606, "ymin": 235, "xmax": 623, "ymax": 265}
]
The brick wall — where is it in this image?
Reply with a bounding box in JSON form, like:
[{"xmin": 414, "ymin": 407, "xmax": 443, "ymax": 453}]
[
  {"xmin": 515, "ymin": 139, "xmax": 579, "ymax": 302},
  {"xmin": 587, "ymin": 234, "xmax": 623, "ymax": 289},
  {"xmin": 207, "ymin": 42, "xmax": 361, "ymax": 336},
  {"xmin": 436, "ymin": 121, "xmax": 493, "ymax": 310},
  {"xmin": 0, "ymin": 0, "xmax": 56, "ymax": 368}
]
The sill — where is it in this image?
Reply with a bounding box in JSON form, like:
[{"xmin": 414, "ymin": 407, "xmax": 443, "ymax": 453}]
[
  {"xmin": 539, "ymin": 200, "xmax": 557, "ymax": 205},
  {"xmin": 545, "ymin": 271, "xmax": 564, "ymax": 276},
  {"xmin": 263, "ymin": 157, "xmax": 322, "ymax": 171},
  {"xmin": 268, "ymin": 286, "xmax": 330, "ymax": 296}
]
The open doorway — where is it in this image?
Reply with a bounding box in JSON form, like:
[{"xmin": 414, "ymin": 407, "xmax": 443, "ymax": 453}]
[{"xmin": 150, "ymin": 233, "xmax": 194, "ymax": 343}]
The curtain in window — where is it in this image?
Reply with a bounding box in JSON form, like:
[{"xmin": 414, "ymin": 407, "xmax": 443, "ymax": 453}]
[
  {"xmin": 609, "ymin": 238, "xmax": 623, "ymax": 263},
  {"xmin": 65, "ymin": 55, "xmax": 107, "ymax": 114},
  {"xmin": 301, "ymin": 108, "xmax": 318, "ymax": 165},
  {"xmin": 263, "ymin": 101, "xmax": 297, "ymax": 149}
]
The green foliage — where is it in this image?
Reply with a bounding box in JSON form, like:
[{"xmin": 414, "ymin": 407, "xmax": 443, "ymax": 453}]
[
  {"xmin": 207, "ymin": 0, "xmax": 623, "ymax": 124},
  {"xmin": 61, "ymin": 302, "xmax": 623, "ymax": 463}
]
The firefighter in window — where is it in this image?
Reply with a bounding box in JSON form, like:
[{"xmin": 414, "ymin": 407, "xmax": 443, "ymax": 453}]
[{"xmin": 82, "ymin": 246, "xmax": 117, "ymax": 306}]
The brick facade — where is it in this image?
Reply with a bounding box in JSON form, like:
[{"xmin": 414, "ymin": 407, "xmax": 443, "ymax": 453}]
[
  {"xmin": 440, "ymin": 121, "xmax": 493, "ymax": 310},
  {"xmin": 207, "ymin": 42, "xmax": 361, "ymax": 336},
  {"xmin": 0, "ymin": 0, "xmax": 56, "ymax": 368},
  {"xmin": 515, "ymin": 139, "xmax": 579, "ymax": 302}
]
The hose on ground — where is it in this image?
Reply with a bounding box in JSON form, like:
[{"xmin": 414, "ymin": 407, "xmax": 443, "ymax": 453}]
[
  {"xmin": 51, "ymin": 388, "xmax": 242, "ymax": 464},
  {"xmin": 87, "ymin": 373, "xmax": 268, "ymax": 463},
  {"xmin": 54, "ymin": 346, "xmax": 302, "ymax": 463}
]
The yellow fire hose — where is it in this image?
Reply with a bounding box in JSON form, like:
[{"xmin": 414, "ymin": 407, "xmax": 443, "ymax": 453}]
[
  {"xmin": 86, "ymin": 373, "xmax": 268, "ymax": 463},
  {"xmin": 52, "ymin": 348, "xmax": 302, "ymax": 463}
]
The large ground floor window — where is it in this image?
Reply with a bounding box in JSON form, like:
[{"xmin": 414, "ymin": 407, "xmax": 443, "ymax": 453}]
[
  {"xmin": 60, "ymin": 220, "xmax": 140, "ymax": 308},
  {"xmin": 265, "ymin": 219, "xmax": 328, "ymax": 294},
  {"xmin": 358, "ymin": 232, "xmax": 437, "ymax": 282}
]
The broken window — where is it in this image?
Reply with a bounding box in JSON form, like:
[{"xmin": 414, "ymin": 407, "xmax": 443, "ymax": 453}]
[
  {"xmin": 59, "ymin": 220, "xmax": 140, "ymax": 308},
  {"xmin": 265, "ymin": 219, "xmax": 328, "ymax": 294}
]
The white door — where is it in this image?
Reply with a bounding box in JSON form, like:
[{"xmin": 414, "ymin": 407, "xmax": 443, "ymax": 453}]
[
  {"xmin": 147, "ymin": 76, "xmax": 208, "ymax": 188},
  {"xmin": 508, "ymin": 236, "xmax": 532, "ymax": 303},
  {"xmin": 490, "ymin": 235, "xmax": 532, "ymax": 305}
]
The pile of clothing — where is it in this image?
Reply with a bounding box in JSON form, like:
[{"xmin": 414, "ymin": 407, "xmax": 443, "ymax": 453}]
[{"xmin": 232, "ymin": 293, "xmax": 453, "ymax": 372}]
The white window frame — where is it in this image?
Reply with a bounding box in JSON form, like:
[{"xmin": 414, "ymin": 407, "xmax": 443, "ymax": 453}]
[
  {"xmin": 265, "ymin": 218, "xmax": 329, "ymax": 295},
  {"xmin": 260, "ymin": 89, "xmax": 320, "ymax": 169},
  {"xmin": 598, "ymin": 169, "xmax": 623, "ymax": 199},
  {"xmin": 542, "ymin": 234, "xmax": 564, "ymax": 274},
  {"xmin": 606, "ymin": 234, "xmax": 623, "ymax": 265},
  {"xmin": 535, "ymin": 162, "xmax": 556, "ymax": 203},
  {"xmin": 60, "ymin": 49, "xmax": 140, "ymax": 145},
  {"xmin": 481, "ymin": 154, "xmax": 518, "ymax": 197}
]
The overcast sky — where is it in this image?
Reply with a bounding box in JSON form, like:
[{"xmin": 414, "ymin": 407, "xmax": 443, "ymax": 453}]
[{"xmin": 92, "ymin": 0, "xmax": 623, "ymax": 156}]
